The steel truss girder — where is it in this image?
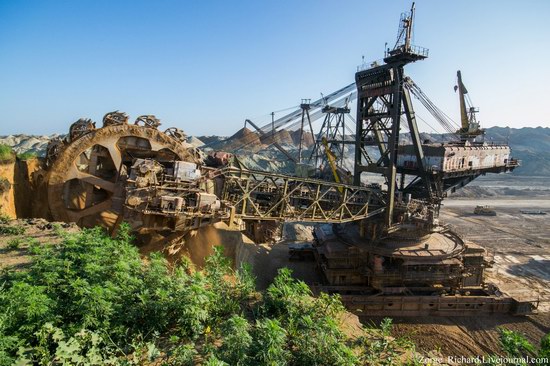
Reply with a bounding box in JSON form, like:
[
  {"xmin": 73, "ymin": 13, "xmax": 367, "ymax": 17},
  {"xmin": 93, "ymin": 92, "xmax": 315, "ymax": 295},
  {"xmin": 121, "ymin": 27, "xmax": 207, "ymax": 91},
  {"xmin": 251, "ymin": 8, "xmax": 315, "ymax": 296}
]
[{"xmin": 220, "ymin": 167, "xmax": 385, "ymax": 223}]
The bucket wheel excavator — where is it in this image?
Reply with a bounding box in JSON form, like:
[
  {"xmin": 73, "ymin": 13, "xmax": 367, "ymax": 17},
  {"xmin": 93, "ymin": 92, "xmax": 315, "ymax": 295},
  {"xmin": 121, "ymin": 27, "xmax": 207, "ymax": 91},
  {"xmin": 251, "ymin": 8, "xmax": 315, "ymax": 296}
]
[
  {"xmin": 40, "ymin": 4, "xmax": 537, "ymax": 317},
  {"xmin": 45, "ymin": 112, "xmax": 201, "ymax": 236}
]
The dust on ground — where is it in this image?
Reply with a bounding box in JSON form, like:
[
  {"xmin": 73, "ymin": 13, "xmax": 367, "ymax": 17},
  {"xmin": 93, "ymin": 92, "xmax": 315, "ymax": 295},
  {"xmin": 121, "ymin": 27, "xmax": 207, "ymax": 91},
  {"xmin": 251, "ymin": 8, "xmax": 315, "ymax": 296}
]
[
  {"xmin": 442, "ymin": 198, "xmax": 550, "ymax": 311},
  {"xmin": 251, "ymin": 223, "xmax": 322, "ymax": 290}
]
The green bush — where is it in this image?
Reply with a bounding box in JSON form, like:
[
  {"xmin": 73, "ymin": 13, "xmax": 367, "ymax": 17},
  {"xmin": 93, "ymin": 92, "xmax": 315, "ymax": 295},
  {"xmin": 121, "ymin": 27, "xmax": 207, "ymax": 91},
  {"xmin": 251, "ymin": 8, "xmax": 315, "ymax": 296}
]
[
  {"xmin": 499, "ymin": 328, "xmax": 535, "ymax": 359},
  {"xmin": 0, "ymin": 223, "xmax": 430, "ymax": 365},
  {"xmin": 481, "ymin": 328, "xmax": 550, "ymax": 366},
  {"xmin": 0, "ymin": 225, "xmax": 259, "ymax": 364},
  {"xmin": 0, "ymin": 144, "xmax": 14, "ymax": 163},
  {"xmin": 358, "ymin": 318, "xmax": 414, "ymax": 366},
  {"xmin": 168, "ymin": 342, "xmax": 197, "ymax": 366},
  {"xmin": 16, "ymin": 151, "xmax": 37, "ymax": 161},
  {"xmin": 261, "ymin": 268, "xmax": 357, "ymax": 366},
  {"xmin": 540, "ymin": 333, "xmax": 550, "ymax": 360},
  {"xmin": 250, "ymin": 318, "xmax": 289, "ymax": 366},
  {"xmin": 26, "ymin": 237, "xmax": 41, "ymax": 255},
  {"xmin": 0, "ymin": 225, "xmax": 26, "ymax": 235},
  {"xmin": 6, "ymin": 238, "xmax": 21, "ymax": 250},
  {"xmin": 218, "ymin": 315, "xmax": 252, "ymax": 365},
  {"xmin": 0, "ymin": 213, "xmax": 10, "ymax": 224}
]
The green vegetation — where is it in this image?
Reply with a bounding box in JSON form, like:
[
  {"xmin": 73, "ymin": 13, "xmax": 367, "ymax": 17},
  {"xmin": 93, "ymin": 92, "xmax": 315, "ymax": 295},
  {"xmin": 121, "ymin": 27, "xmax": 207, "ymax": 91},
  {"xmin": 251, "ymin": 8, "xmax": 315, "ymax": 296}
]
[
  {"xmin": 480, "ymin": 328, "xmax": 550, "ymax": 365},
  {"xmin": 2, "ymin": 224, "xmax": 546, "ymax": 365},
  {"xmin": 493, "ymin": 328, "xmax": 549, "ymax": 365},
  {"xmin": 6, "ymin": 238, "xmax": 22, "ymax": 250},
  {"xmin": 0, "ymin": 224, "xmax": 418, "ymax": 365},
  {"xmin": 0, "ymin": 144, "xmax": 14, "ymax": 163},
  {"xmin": 0, "ymin": 213, "xmax": 10, "ymax": 225},
  {"xmin": 0, "ymin": 224, "xmax": 26, "ymax": 235},
  {"xmin": 27, "ymin": 237, "xmax": 41, "ymax": 255},
  {"xmin": 16, "ymin": 151, "xmax": 37, "ymax": 161}
]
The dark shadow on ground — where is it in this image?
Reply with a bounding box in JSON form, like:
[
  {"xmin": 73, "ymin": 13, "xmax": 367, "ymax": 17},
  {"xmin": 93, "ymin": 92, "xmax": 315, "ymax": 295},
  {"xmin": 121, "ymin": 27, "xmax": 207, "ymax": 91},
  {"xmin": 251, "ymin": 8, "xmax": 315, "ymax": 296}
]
[{"xmin": 507, "ymin": 259, "xmax": 550, "ymax": 281}]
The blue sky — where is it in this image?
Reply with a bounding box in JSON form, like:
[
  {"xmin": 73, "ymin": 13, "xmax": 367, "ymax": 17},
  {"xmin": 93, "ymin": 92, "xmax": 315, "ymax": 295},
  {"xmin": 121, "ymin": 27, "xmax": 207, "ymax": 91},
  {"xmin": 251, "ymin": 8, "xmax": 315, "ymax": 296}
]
[{"xmin": 1, "ymin": 0, "xmax": 549, "ymax": 136}]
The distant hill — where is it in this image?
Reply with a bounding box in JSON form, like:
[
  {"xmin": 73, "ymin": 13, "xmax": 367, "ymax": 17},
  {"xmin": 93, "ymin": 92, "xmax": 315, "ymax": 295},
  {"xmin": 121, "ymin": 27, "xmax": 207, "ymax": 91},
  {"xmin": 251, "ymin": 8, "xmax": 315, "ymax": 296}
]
[
  {"xmin": 1, "ymin": 126, "xmax": 549, "ymax": 176},
  {"xmin": 485, "ymin": 127, "xmax": 550, "ymax": 176}
]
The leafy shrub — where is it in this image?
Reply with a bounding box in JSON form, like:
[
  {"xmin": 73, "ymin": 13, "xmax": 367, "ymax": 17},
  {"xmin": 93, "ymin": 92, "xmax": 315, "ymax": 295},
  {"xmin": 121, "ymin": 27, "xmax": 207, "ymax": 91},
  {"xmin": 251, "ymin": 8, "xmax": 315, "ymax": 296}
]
[
  {"xmin": 262, "ymin": 268, "xmax": 357, "ymax": 365},
  {"xmin": 16, "ymin": 151, "xmax": 37, "ymax": 161},
  {"xmin": 0, "ymin": 144, "xmax": 14, "ymax": 163},
  {"xmin": 0, "ymin": 224, "xmax": 26, "ymax": 235},
  {"xmin": 0, "ymin": 223, "xmax": 432, "ymax": 365},
  {"xmin": 0, "ymin": 213, "xmax": 10, "ymax": 224},
  {"xmin": 27, "ymin": 237, "xmax": 41, "ymax": 255},
  {"xmin": 204, "ymin": 354, "xmax": 229, "ymax": 366},
  {"xmin": 482, "ymin": 328, "xmax": 550, "ymax": 366},
  {"xmin": 2, "ymin": 281, "xmax": 56, "ymax": 340},
  {"xmin": 6, "ymin": 238, "xmax": 21, "ymax": 250},
  {"xmin": 218, "ymin": 315, "xmax": 252, "ymax": 365},
  {"xmin": 0, "ymin": 312, "xmax": 19, "ymax": 366},
  {"xmin": 168, "ymin": 342, "xmax": 197, "ymax": 366},
  {"xmin": 540, "ymin": 333, "xmax": 550, "ymax": 360},
  {"xmin": 0, "ymin": 225, "xmax": 260, "ymax": 364},
  {"xmin": 17, "ymin": 323, "xmax": 118, "ymax": 365},
  {"xmin": 250, "ymin": 318, "xmax": 289, "ymax": 366},
  {"xmin": 358, "ymin": 318, "xmax": 412, "ymax": 366},
  {"xmin": 499, "ymin": 328, "xmax": 535, "ymax": 359}
]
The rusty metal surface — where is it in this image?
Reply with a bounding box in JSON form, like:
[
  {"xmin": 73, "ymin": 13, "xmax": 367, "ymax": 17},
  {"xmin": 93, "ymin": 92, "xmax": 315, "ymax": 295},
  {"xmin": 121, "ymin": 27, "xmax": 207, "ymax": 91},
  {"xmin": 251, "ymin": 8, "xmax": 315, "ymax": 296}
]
[
  {"xmin": 47, "ymin": 122, "xmax": 198, "ymax": 230},
  {"xmin": 316, "ymin": 289, "xmax": 538, "ymax": 316}
]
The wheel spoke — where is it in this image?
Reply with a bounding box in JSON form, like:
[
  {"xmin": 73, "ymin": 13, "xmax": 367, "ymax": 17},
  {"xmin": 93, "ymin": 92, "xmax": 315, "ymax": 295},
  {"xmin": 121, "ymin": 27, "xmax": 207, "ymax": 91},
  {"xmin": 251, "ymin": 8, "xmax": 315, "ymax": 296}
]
[
  {"xmin": 66, "ymin": 165, "xmax": 116, "ymax": 192},
  {"xmin": 100, "ymin": 141, "xmax": 122, "ymax": 173},
  {"xmin": 67, "ymin": 199, "xmax": 113, "ymax": 222}
]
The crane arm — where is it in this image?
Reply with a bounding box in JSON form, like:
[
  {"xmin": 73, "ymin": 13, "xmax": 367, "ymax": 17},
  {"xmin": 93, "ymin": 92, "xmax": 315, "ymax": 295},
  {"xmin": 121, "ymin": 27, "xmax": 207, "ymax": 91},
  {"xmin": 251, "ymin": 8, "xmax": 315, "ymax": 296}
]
[
  {"xmin": 455, "ymin": 70, "xmax": 470, "ymax": 131},
  {"xmin": 321, "ymin": 137, "xmax": 342, "ymax": 187}
]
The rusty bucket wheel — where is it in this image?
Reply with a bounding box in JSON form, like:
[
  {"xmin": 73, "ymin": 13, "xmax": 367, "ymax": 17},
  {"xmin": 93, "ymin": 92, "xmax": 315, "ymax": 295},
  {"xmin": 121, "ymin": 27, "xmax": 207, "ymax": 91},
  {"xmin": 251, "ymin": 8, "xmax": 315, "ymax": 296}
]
[{"xmin": 47, "ymin": 124, "xmax": 198, "ymax": 231}]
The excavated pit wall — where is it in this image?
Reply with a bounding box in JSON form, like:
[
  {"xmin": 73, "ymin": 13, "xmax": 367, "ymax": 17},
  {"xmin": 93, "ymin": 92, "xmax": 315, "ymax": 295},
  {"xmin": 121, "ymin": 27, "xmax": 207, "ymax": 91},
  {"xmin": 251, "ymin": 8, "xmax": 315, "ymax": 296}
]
[
  {"xmin": 0, "ymin": 157, "xmax": 47, "ymax": 219},
  {"xmin": 0, "ymin": 161, "xmax": 16, "ymax": 217}
]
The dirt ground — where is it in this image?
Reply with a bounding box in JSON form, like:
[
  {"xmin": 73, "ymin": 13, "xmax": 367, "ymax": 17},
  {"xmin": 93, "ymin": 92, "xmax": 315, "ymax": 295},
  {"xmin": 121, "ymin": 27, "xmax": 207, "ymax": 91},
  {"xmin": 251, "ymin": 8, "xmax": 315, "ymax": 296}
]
[
  {"xmin": 0, "ymin": 219, "xmax": 79, "ymax": 270},
  {"xmin": 442, "ymin": 198, "xmax": 550, "ymax": 312}
]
